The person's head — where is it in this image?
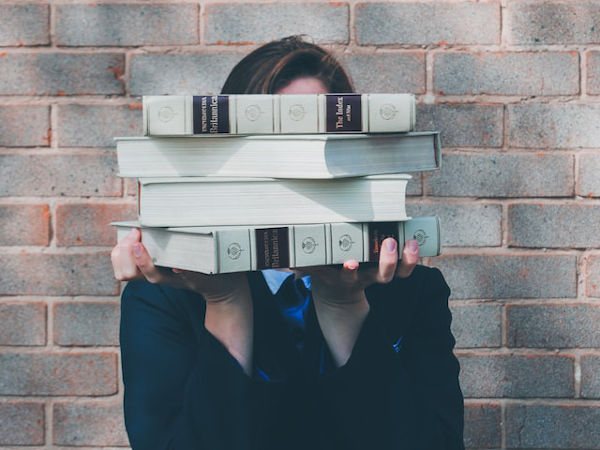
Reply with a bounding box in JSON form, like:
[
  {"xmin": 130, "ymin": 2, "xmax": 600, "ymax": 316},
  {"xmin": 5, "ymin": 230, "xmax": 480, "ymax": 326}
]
[{"xmin": 221, "ymin": 35, "xmax": 354, "ymax": 95}]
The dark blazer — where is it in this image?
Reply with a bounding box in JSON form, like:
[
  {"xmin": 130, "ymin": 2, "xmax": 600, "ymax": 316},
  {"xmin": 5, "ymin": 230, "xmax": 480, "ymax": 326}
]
[{"xmin": 120, "ymin": 265, "xmax": 464, "ymax": 450}]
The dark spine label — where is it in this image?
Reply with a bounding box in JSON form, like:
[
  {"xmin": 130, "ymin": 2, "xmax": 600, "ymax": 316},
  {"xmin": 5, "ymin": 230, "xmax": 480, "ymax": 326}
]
[
  {"xmin": 193, "ymin": 95, "xmax": 230, "ymax": 134},
  {"xmin": 255, "ymin": 227, "xmax": 289, "ymax": 269},
  {"xmin": 368, "ymin": 222, "xmax": 399, "ymax": 262},
  {"xmin": 326, "ymin": 94, "xmax": 362, "ymax": 132}
]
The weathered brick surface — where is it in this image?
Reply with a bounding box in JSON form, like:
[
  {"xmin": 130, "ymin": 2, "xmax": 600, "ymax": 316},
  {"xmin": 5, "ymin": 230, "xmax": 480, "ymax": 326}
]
[
  {"xmin": 507, "ymin": 304, "xmax": 600, "ymax": 348},
  {"xmin": 581, "ymin": 355, "xmax": 600, "ymax": 398},
  {"xmin": 449, "ymin": 304, "xmax": 502, "ymax": 348},
  {"xmin": 130, "ymin": 53, "xmax": 243, "ymax": 95},
  {"xmin": 464, "ymin": 403, "xmax": 501, "ymax": 449},
  {"xmin": 508, "ymin": 2, "xmax": 600, "ymax": 44},
  {"xmin": 432, "ymin": 255, "xmax": 577, "ymax": 299},
  {"xmin": 54, "ymin": 302, "xmax": 119, "ymax": 346},
  {"xmin": 0, "ymin": 4, "xmax": 49, "ymax": 46},
  {"xmin": 56, "ymin": 4, "xmax": 199, "ymax": 46},
  {"xmin": 0, "ymin": 105, "xmax": 50, "ymax": 147},
  {"xmin": 0, "ymin": 154, "xmax": 120, "ymax": 197},
  {"xmin": 0, "ymin": 353, "xmax": 117, "ymax": 395},
  {"xmin": 0, "ymin": 253, "xmax": 119, "ymax": 296},
  {"xmin": 0, "ymin": 302, "xmax": 46, "ymax": 346},
  {"xmin": 416, "ymin": 104, "xmax": 503, "ymax": 147},
  {"xmin": 579, "ymin": 153, "xmax": 600, "ymax": 197},
  {"xmin": 0, "ymin": 53, "xmax": 125, "ymax": 95},
  {"xmin": 434, "ymin": 52, "xmax": 579, "ymax": 96},
  {"xmin": 0, "ymin": 402, "xmax": 44, "ymax": 445},
  {"xmin": 53, "ymin": 402, "xmax": 128, "ymax": 446},
  {"xmin": 405, "ymin": 173, "xmax": 422, "ymax": 197},
  {"xmin": 337, "ymin": 52, "xmax": 425, "ymax": 93},
  {"xmin": 58, "ymin": 104, "xmax": 142, "ymax": 147},
  {"xmin": 588, "ymin": 255, "xmax": 600, "ymax": 297},
  {"xmin": 407, "ymin": 203, "xmax": 502, "ymax": 247},
  {"xmin": 0, "ymin": 204, "xmax": 50, "ymax": 246},
  {"xmin": 205, "ymin": 3, "xmax": 348, "ymax": 44},
  {"xmin": 355, "ymin": 3, "xmax": 500, "ymax": 45},
  {"xmin": 506, "ymin": 405, "xmax": 600, "ymax": 448},
  {"xmin": 56, "ymin": 202, "xmax": 136, "ymax": 246},
  {"xmin": 508, "ymin": 104, "xmax": 600, "ymax": 148},
  {"xmin": 588, "ymin": 51, "xmax": 600, "ymax": 94},
  {"xmin": 508, "ymin": 204, "xmax": 600, "ymax": 248},
  {"xmin": 459, "ymin": 354, "xmax": 574, "ymax": 398},
  {"xmin": 426, "ymin": 153, "xmax": 573, "ymax": 197}
]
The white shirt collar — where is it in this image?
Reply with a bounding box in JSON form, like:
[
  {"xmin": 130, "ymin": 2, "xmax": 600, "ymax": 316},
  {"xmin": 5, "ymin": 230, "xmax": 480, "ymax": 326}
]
[{"xmin": 261, "ymin": 269, "xmax": 311, "ymax": 295}]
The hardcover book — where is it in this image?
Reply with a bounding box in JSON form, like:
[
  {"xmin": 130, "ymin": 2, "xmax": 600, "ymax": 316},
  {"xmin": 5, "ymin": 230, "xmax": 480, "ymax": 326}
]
[
  {"xmin": 143, "ymin": 94, "xmax": 416, "ymax": 135},
  {"xmin": 137, "ymin": 174, "xmax": 411, "ymax": 227},
  {"xmin": 113, "ymin": 216, "xmax": 441, "ymax": 274},
  {"xmin": 115, "ymin": 132, "xmax": 440, "ymax": 179}
]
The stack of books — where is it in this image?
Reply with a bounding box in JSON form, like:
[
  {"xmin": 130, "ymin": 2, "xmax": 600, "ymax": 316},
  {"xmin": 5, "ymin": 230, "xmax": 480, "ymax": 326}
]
[{"xmin": 113, "ymin": 93, "xmax": 442, "ymax": 274}]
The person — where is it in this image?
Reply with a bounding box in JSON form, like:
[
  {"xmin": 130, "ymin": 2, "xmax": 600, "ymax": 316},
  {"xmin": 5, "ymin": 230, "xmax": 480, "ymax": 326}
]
[{"xmin": 112, "ymin": 36, "xmax": 464, "ymax": 450}]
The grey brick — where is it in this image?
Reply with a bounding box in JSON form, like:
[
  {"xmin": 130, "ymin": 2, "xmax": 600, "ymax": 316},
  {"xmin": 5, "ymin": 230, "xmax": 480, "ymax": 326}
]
[
  {"xmin": 0, "ymin": 353, "xmax": 117, "ymax": 395},
  {"xmin": 506, "ymin": 405, "xmax": 600, "ymax": 448},
  {"xmin": 58, "ymin": 104, "xmax": 142, "ymax": 147},
  {"xmin": 0, "ymin": 4, "xmax": 49, "ymax": 46},
  {"xmin": 432, "ymin": 255, "xmax": 577, "ymax": 299},
  {"xmin": 579, "ymin": 153, "xmax": 600, "ymax": 197},
  {"xmin": 0, "ymin": 402, "xmax": 44, "ymax": 445},
  {"xmin": 56, "ymin": 4, "xmax": 198, "ymax": 46},
  {"xmin": 509, "ymin": 204, "xmax": 600, "ymax": 248},
  {"xmin": 356, "ymin": 3, "xmax": 500, "ymax": 45},
  {"xmin": 588, "ymin": 51, "xmax": 600, "ymax": 94},
  {"xmin": 464, "ymin": 403, "xmax": 501, "ymax": 449},
  {"xmin": 0, "ymin": 105, "xmax": 50, "ymax": 147},
  {"xmin": 449, "ymin": 304, "xmax": 502, "ymax": 348},
  {"xmin": 54, "ymin": 302, "xmax": 119, "ymax": 346},
  {"xmin": 337, "ymin": 52, "xmax": 425, "ymax": 93},
  {"xmin": 0, "ymin": 302, "xmax": 46, "ymax": 346},
  {"xmin": 0, "ymin": 154, "xmax": 120, "ymax": 197},
  {"xmin": 205, "ymin": 3, "xmax": 348, "ymax": 45},
  {"xmin": 426, "ymin": 153, "xmax": 573, "ymax": 197},
  {"xmin": 53, "ymin": 402, "xmax": 128, "ymax": 446},
  {"xmin": 434, "ymin": 52, "xmax": 579, "ymax": 96},
  {"xmin": 508, "ymin": 2, "xmax": 600, "ymax": 44},
  {"xmin": 508, "ymin": 104, "xmax": 600, "ymax": 148},
  {"xmin": 406, "ymin": 172, "xmax": 422, "ymax": 196},
  {"xmin": 130, "ymin": 53, "xmax": 243, "ymax": 95},
  {"xmin": 0, "ymin": 204, "xmax": 50, "ymax": 246},
  {"xmin": 588, "ymin": 255, "xmax": 600, "ymax": 297},
  {"xmin": 459, "ymin": 354, "xmax": 574, "ymax": 398},
  {"xmin": 416, "ymin": 104, "xmax": 503, "ymax": 148},
  {"xmin": 581, "ymin": 356, "xmax": 600, "ymax": 398},
  {"xmin": 0, "ymin": 253, "xmax": 118, "ymax": 296},
  {"xmin": 0, "ymin": 53, "xmax": 124, "ymax": 96},
  {"xmin": 507, "ymin": 304, "xmax": 600, "ymax": 348},
  {"xmin": 407, "ymin": 203, "xmax": 502, "ymax": 247}
]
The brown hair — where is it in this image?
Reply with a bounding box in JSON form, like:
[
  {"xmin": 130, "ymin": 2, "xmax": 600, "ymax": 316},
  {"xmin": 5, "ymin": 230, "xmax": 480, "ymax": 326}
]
[{"xmin": 221, "ymin": 35, "xmax": 354, "ymax": 95}]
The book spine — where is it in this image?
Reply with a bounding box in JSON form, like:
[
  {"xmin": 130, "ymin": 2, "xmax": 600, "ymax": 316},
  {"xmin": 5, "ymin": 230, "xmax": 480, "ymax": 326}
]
[{"xmin": 143, "ymin": 94, "xmax": 415, "ymax": 135}]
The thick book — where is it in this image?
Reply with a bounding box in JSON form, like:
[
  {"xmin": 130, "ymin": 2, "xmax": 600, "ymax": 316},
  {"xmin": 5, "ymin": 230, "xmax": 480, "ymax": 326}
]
[
  {"xmin": 113, "ymin": 216, "xmax": 441, "ymax": 274},
  {"xmin": 137, "ymin": 174, "xmax": 411, "ymax": 227},
  {"xmin": 116, "ymin": 132, "xmax": 441, "ymax": 179},
  {"xmin": 143, "ymin": 94, "xmax": 416, "ymax": 135}
]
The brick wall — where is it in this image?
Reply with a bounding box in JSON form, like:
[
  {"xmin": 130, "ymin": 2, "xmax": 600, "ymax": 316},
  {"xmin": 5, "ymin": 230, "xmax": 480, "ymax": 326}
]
[{"xmin": 0, "ymin": 1, "xmax": 598, "ymax": 448}]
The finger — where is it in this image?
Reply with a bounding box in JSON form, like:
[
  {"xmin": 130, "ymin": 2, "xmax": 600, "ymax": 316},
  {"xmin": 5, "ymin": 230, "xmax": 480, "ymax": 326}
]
[
  {"xmin": 133, "ymin": 241, "xmax": 169, "ymax": 284},
  {"xmin": 396, "ymin": 239, "xmax": 419, "ymax": 279},
  {"xmin": 340, "ymin": 259, "xmax": 360, "ymax": 285},
  {"xmin": 112, "ymin": 228, "xmax": 143, "ymax": 281},
  {"xmin": 375, "ymin": 237, "xmax": 399, "ymax": 284}
]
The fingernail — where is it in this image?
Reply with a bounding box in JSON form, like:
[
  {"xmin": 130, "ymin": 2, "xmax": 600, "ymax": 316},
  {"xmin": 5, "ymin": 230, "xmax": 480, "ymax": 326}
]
[
  {"xmin": 408, "ymin": 240, "xmax": 419, "ymax": 253},
  {"xmin": 385, "ymin": 238, "xmax": 397, "ymax": 252},
  {"xmin": 346, "ymin": 260, "xmax": 359, "ymax": 270},
  {"xmin": 133, "ymin": 243, "xmax": 142, "ymax": 258}
]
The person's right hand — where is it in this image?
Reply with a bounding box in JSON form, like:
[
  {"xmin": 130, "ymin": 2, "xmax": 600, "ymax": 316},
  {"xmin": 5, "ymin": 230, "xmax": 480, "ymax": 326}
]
[{"xmin": 110, "ymin": 228, "xmax": 249, "ymax": 303}]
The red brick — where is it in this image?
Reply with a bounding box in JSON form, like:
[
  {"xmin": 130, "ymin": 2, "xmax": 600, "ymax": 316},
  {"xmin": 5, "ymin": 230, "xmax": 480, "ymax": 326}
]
[
  {"xmin": 0, "ymin": 252, "xmax": 119, "ymax": 296},
  {"xmin": 0, "ymin": 204, "xmax": 50, "ymax": 246},
  {"xmin": 464, "ymin": 403, "xmax": 501, "ymax": 449},
  {"xmin": 0, "ymin": 352, "xmax": 117, "ymax": 395},
  {"xmin": 0, "ymin": 402, "xmax": 44, "ymax": 445},
  {"xmin": 54, "ymin": 302, "xmax": 119, "ymax": 346},
  {"xmin": 53, "ymin": 401, "xmax": 128, "ymax": 446},
  {"xmin": 0, "ymin": 302, "xmax": 46, "ymax": 346},
  {"xmin": 56, "ymin": 202, "xmax": 136, "ymax": 247},
  {"xmin": 587, "ymin": 255, "xmax": 600, "ymax": 297},
  {"xmin": 0, "ymin": 105, "xmax": 50, "ymax": 147}
]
